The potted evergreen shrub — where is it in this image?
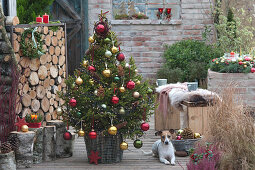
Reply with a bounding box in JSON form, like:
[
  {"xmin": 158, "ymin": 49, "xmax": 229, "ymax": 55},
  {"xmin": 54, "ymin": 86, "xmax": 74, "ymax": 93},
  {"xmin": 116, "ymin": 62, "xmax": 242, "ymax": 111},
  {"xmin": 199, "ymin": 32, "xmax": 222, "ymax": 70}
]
[{"xmin": 25, "ymin": 113, "xmax": 43, "ymax": 128}]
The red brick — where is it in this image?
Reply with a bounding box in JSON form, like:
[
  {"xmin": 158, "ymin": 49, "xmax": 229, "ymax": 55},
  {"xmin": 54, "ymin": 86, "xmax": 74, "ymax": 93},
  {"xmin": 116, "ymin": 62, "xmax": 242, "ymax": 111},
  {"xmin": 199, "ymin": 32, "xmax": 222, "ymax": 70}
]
[{"xmin": 132, "ymin": 37, "xmax": 151, "ymax": 41}]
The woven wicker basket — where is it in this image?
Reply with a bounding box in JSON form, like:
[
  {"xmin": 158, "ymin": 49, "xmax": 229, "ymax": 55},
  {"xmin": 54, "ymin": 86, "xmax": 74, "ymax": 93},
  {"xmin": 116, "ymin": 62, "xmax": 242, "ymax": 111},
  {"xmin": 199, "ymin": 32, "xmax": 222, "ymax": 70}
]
[{"xmin": 84, "ymin": 132, "xmax": 123, "ymax": 164}]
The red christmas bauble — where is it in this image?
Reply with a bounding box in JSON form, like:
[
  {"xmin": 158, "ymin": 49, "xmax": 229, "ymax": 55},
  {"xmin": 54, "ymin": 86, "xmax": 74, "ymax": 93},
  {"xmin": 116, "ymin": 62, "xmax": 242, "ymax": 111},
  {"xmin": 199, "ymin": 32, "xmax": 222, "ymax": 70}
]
[
  {"xmin": 69, "ymin": 98, "xmax": 77, "ymax": 107},
  {"xmin": 126, "ymin": 80, "xmax": 135, "ymax": 90},
  {"xmin": 116, "ymin": 53, "xmax": 125, "ymax": 61},
  {"xmin": 141, "ymin": 122, "xmax": 150, "ymax": 131},
  {"xmin": 111, "ymin": 95, "xmax": 119, "ymax": 104},
  {"xmin": 88, "ymin": 65, "xmax": 96, "ymax": 72},
  {"xmin": 63, "ymin": 131, "xmax": 72, "ymax": 140},
  {"xmin": 251, "ymin": 68, "xmax": 255, "ymax": 73},
  {"xmin": 176, "ymin": 136, "xmax": 181, "ymax": 140},
  {"xmin": 238, "ymin": 62, "xmax": 243, "ymax": 65},
  {"xmin": 88, "ymin": 130, "xmax": 97, "ymax": 139},
  {"xmin": 96, "ymin": 24, "xmax": 105, "ymax": 33}
]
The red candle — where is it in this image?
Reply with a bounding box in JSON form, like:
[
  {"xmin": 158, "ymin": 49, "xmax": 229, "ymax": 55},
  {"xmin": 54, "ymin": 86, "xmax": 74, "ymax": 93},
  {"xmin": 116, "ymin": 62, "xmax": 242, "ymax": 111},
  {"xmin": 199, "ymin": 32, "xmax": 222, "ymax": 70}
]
[
  {"xmin": 230, "ymin": 52, "xmax": 235, "ymax": 57},
  {"xmin": 43, "ymin": 13, "xmax": 49, "ymax": 24},
  {"xmin": 158, "ymin": 8, "xmax": 163, "ymax": 14},
  {"xmin": 36, "ymin": 15, "xmax": 42, "ymax": 23},
  {"xmin": 167, "ymin": 8, "xmax": 172, "ymax": 14}
]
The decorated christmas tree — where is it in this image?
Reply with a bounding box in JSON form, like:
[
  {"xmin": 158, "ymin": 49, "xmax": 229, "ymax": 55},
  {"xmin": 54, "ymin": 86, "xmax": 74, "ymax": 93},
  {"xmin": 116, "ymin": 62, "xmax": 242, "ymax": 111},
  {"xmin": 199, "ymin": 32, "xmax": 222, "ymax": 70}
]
[{"xmin": 60, "ymin": 11, "xmax": 155, "ymax": 163}]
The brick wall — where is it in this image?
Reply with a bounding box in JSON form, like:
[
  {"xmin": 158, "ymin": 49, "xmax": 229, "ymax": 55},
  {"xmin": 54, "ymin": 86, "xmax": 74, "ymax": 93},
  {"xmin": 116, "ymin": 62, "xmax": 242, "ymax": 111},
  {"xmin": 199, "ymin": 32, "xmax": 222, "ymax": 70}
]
[
  {"xmin": 88, "ymin": 0, "xmax": 213, "ymax": 80},
  {"xmin": 208, "ymin": 70, "xmax": 255, "ymax": 106}
]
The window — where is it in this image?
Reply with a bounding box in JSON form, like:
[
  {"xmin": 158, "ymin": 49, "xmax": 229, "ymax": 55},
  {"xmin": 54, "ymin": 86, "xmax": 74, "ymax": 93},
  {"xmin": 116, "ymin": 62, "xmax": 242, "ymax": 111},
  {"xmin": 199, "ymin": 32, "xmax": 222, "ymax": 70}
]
[{"xmin": 112, "ymin": 0, "xmax": 181, "ymax": 20}]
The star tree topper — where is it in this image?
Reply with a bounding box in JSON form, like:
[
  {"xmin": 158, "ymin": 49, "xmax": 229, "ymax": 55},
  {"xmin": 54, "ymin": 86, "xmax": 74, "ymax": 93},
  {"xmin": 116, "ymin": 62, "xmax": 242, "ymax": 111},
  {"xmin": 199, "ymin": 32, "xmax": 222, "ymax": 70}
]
[
  {"xmin": 15, "ymin": 117, "xmax": 28, "ymax": 132},
  {"xmin": 88, "ymin": 151, "xmax": 101, "ymax": 165}
]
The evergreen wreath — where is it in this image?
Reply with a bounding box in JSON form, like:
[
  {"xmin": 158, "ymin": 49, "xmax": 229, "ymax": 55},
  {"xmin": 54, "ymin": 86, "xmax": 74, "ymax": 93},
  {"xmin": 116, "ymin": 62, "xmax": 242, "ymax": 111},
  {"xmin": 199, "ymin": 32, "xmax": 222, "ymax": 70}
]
[{"xmin": 20, "ymin": 28, "xmax": 44, "ymax": 59}]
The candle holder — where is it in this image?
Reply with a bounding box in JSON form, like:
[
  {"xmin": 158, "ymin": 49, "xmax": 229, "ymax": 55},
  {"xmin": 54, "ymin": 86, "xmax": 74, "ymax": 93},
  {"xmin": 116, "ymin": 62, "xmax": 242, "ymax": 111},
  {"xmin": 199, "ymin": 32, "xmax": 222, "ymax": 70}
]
[
  {"xmin": 165, "ymin": 8, "xmax": 172, "ymax": 20},
  {"xmin": 157, "ymin": 8, "xmax": 164, "ymax": 19}
]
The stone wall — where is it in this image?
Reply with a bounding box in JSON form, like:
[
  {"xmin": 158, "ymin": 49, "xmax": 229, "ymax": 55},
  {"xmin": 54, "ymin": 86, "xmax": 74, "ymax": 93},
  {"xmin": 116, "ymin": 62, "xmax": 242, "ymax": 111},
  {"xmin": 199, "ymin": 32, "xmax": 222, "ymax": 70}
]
[
  {"xmin": 207, "ymin": 70, "xmax": 255, "ymax": 106},
  {"xmin": 88, "ymin": 0, "xmax": 213, "ymax": 79}
]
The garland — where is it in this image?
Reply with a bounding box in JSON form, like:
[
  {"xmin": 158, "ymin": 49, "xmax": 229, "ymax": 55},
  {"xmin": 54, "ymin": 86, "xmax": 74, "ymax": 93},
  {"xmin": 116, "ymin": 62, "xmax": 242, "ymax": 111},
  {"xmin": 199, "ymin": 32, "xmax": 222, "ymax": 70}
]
[{"xmin": 20, "ymin": 27, "xmax": 44, "ymax": 59}]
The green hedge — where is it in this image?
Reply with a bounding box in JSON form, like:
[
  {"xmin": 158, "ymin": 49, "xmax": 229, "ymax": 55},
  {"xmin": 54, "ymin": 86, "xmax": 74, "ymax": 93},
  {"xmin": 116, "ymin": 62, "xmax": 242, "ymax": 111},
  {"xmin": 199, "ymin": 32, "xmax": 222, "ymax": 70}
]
[{"xmin": 157, "ymin": 40, "xmax": 223, "ymax": 84}]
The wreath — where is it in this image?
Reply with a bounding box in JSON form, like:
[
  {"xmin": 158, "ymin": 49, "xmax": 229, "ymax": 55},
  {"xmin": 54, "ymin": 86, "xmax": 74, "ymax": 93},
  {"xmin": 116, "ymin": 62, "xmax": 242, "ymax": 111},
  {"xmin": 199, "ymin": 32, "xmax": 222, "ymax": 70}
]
[{"xmin": 20, "ymin": 27, "xmax": 44, "ymax": 59}]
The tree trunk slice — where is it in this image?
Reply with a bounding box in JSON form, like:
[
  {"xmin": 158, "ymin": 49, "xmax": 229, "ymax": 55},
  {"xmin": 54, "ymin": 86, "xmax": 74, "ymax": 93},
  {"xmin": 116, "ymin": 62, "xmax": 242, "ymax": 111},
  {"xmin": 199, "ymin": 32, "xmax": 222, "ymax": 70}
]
[
  {"xmin": 49, "ymin": 46, "xmax": 54, "ymax": 55},
  {"xmin": 61, "ymin": 82, "xmax": 66, "ymax": 88},
  {"xmin": 58, "ymin": 55, "xmax": 65, "ymax": 66},
  {"xmin": 29, "ymin": 90, "xmax": 36, "ymax": 99},
  {"xmin": 55, "ymin": 46, "xmax": 60, "ymax": 56},
  {"xmin": 56, "ymin": 31, "xmax": 62, "ymax": 40},
  {"xmin": 40, "ymin": 54, "xmax": 48, "ymax": 65},
  {"xmin": 49, "ymin": 98, "xmax": 55, "ymax": 106},
  {"xmin": 46, "ymin": 53, "xmax": 51, "ymax": 63},
  {"xmin": 55, "ymin": 94, "xmax": 59, "ymax": 101},
  {"xmin": 53, "ymin": 101, "xmax": 58, "ymax": 108},
  {"xmin": 57, "ymin": 76, "xmax": 62, "ymax": 84},
  {"xmin": 58, "ymin": 40, "xmax": 62, "ymax": 46},
  {"xmin": 52, "ymin": 111, "xmax": 58, "ymax": 120},
  {"xmin": 15, "ymin": 53, "xmax": 20, "ymax": 63},
  {"xmin": 45, "ymin": 113, "xmax": 51, "ymax": 122},
  {"xmin": 12, "ymin": 33, "xmax": 18, "ymax": 40},
  {"xmin": 22, "ymin": 107, "xmax": 31, "ymax": 118},
  {"xmin": 16, "ymin": 102, "xmax": 22, "ymax": 114},
  {"xmin": 45, "ymin": 35, "xmax": 51, "ymax": 46},
  {"xmin": 62, "ymin": 64, "xmax": 66, "ymax": 72},
  {"xmin": 36, "ymin": 85, "xmax": 46, "ymax": 99},
  {"xmin": 20, "ymin": 75, "xmax": 26, "ymax": 84},
  {"xmin": 42, "ymin": 44, "xmax": 47, "ymax": 52},
  {"xmin": 60, "ymin": 46, "xmax": 65, "ymax": 55},
  {"xmin": 49, "ymin": 30, "xmax": 53, "ymax": 36},
  {"xmin": 23, "ymin": 67, "xmax": 31, "ymax": 77},
  {"xmin": 57, "ymin": 85, "xmax": 61, "ymax": 91},
  {"xmin": 46, "ymin": 91, "xmax": 52, "ymax": 98},
  {"xmin": 23, "ymin": 83, "xmax": 29, "ymax": 94},
  {"xmin": 29, "ymin": 58, "xmax": 40, "ymax": 71},
  {"xmin": 43, "ymin": 78, "xmax": 50, "ymax": 89},
  {"xmin": 50, "ymin": 79, "xmax": 55, "ymax": 86},
  {"xmin": 59, "ymin": 99, "xmax": 65, "ymax": 105},
  {"xmin": 22, "ymin": 94, "xmax": 31, "ymax": 107},
  {"xmin": 6, "ymin": 16, "xmax": 20, "ymax": 25},
  {"xmin": 50, "ymin": 66, "xmax": 58, "ymax": 78},
  {"xmin": 49, "ymin": 106, "xmax": 54, "ymax": 114},
  {"xmin": 29, "ymin": 72, "xmax": 39, "ymax": 86},
  {"xmin": 37, "ymin": 27, "xmax": 42, "ymax": 33},
  {"xmin": 18, "ymin": 83, "xmax": 23, "ymax": 90},
  {"xmin": 52, "ymin": 36, "xmax": 58, "ymax": 46},
  {"xmin": 38, "ymin": 65, "xmax": 47, "ymax": 80},
  {"xmin": 3, "ymin": 55, "xmax": 11, "ymax": 62},
  {"xmin": 52, "ymin": 55, "xmax": 58, "ymax": 65},
  {"xmin": 13, "ymin": 40, "xmax": 19, "ymax": 53},
  {"xmin": 20, "ymin": 57, "xmax": 31, "ymax": 68},
  {"xmin": 59, "ymin": 68, "xmax": 63, "ymax": 76},
  {"xmin": 41, "ymin": 97, "xmax": 50, "ymax": 112},
  {"xmin": 45, "ymin": 63, "xmax": 51, "ymax": 71},
  {"xmin": 43, "ymin": 26, "xmax": 49, "ymax": 35},
  {"xmin": 31, "ymin": 99, "xmax": 40, "ymax": 112},
  {"xmin": 62, "ymin": 31, "xmax": 65, "ymax": 38},
  {"xmin": 17, "ymin": 35, "xmax": 21, "ymax": 42}
]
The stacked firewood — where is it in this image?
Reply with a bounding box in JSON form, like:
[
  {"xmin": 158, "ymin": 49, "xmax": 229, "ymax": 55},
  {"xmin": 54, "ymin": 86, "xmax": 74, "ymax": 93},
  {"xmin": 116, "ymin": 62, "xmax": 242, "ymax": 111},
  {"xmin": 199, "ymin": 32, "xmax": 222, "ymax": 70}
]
[{"xmin": 13, "ymin": 25, "xmax": 67, "ymax": 122}]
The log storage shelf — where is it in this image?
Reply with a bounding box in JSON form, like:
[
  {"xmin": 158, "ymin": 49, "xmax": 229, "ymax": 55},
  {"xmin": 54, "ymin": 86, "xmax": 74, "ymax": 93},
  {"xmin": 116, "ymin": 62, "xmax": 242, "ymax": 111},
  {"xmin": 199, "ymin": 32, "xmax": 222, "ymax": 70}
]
[{"xmin": 12, "ymin": 23, "xmax": 67, "ymax": 123}]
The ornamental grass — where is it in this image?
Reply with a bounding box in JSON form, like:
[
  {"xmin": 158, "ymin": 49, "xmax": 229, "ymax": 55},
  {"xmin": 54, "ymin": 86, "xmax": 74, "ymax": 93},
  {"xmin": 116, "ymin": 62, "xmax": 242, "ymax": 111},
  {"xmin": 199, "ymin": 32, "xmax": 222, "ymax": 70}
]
[{"xmin": 205, "ymin": 87, "xmax": 255, "ymax": 170}]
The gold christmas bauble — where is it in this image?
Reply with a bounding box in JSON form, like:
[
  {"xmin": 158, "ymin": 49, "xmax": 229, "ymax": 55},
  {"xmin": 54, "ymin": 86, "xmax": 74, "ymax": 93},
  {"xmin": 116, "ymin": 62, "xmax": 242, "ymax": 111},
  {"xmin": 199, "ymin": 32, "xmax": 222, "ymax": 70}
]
[
  {"xmin": 108, "ymin": 126, "xmax": 117, "ymax": 135},
  {"xmin": 89, "ymin": 79, "xmax": 94, "ymax": 85},
  {"xmin": 21, "ymin": 125, "xmax": 29, "ymax": 132},
  {"xmin": 56, "ymin": 107, "xmax": 62, "ymax": 116},
  {"xmin": 244, "ymin": 65, "xmax": 247, "ymax": 68},
  {"xmin": 194, "ymin": 133, "xmax": 201, "ymax": 139},
  {"xmin": 103, "ymin": 69, "xmax": 111, "ymax": 77},
  {"xmin": 94, "ymin": 90, "xmax": 98, "ymax": 95},
  {"xmin": 120, "ymin": 141, "xmax": 128, "ymax": 150},
  {"xmin": 119, "ymin": 107, "xmax": 125, "ymax": 114},
  {"xmin": 82, "ymin": 60, "xmax": 88, "ymax": 67},
  {"xmin": 119, "ymin": 86, "xmax": 125, "ymax": 93},
  {"xmin": 78, "ymin": 129, "xmax": 85, "ymax": 137},
  {"xmin": 111, "ymin": 46, "xmax": 118, "ymax": 54},
  {"xmin": 133, "ymin": 92, "xmax": 140, "ymax": 98},
  {"xmin": 136, "ymin": 80, "xmax": 141, "ymax": 85},
  {"xmin": 75, "ymin": 76, "xmax": 83, "ymax": 85},
  {"xmin": 88, "ymin": 36, "xmax": 94, "ymax": 43}
]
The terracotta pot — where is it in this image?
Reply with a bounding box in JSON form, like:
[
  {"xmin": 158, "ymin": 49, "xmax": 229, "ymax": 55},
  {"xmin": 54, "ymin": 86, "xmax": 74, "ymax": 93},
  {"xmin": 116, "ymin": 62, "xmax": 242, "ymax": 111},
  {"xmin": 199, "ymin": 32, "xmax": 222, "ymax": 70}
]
[{"xmin": 28, "ymin": 122, "xmax": 41, "ymax": 128}]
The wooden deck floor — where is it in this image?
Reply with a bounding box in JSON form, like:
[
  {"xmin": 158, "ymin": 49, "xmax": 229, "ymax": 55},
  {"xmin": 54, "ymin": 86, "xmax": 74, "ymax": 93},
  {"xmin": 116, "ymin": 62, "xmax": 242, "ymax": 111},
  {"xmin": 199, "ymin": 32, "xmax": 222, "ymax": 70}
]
[{"xmin": 22, "ymin": 115, "xmax": 189, "ymax": 170}]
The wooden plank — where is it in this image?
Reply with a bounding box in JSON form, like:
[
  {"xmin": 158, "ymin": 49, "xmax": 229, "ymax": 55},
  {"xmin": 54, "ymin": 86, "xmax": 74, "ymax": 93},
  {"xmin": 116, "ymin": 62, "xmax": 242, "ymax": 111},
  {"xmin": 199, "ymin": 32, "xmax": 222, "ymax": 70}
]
[
  {"xmin": 12, "ymin": 23, "xmax": 65, "ymax": 28},
  {"xmin": 188, "ymin": 106, "xmax": 210, "ymax": 134},
  {"xmin": 55, "ymin": 0, "xmax": 81, "ymax": 20},
  {"xmin": 7, "ymin": 0, "xmax": 17, "ymax": 16}
]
